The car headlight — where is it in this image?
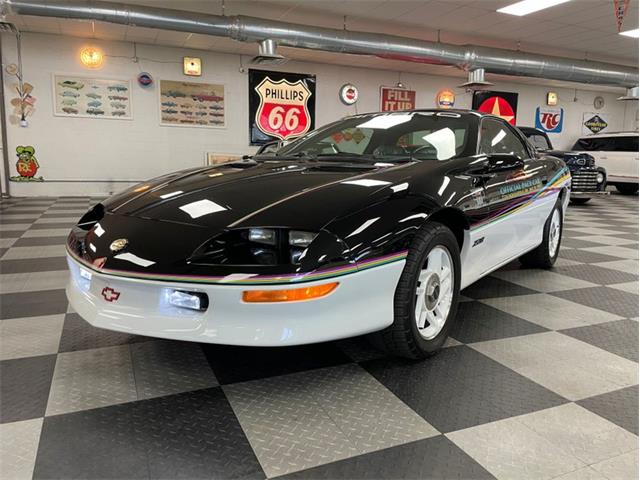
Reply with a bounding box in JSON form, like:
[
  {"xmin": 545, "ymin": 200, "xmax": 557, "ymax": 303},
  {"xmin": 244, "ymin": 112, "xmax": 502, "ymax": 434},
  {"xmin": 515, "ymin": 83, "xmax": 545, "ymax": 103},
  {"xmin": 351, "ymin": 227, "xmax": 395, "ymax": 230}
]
[
  {"xmin": 597, "ymin": 172, "xmax": 605, "ymax": 183},
  {"xmin": 249, "ymin": 228, "xmax": 277, "ymax": 245},
  {"xmin": 289, "ymin": 230, "xmax": 317, "ymax": 247}
]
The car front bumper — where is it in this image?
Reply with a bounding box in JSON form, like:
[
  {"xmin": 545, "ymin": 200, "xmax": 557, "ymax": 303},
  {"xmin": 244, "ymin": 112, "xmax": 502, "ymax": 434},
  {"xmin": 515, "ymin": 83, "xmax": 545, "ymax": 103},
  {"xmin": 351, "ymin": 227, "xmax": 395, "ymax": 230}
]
[{"xmin": 66, "ymin": 254, "xmax": 404, "ymax": 346}]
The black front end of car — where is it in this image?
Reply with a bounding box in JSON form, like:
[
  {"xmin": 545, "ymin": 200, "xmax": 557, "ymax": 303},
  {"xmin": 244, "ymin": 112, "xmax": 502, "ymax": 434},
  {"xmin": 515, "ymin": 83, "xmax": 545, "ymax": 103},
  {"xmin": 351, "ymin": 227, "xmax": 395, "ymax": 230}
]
[{"xmin": 559, "ymin": 152, "xmax": 607, "ymax": 197}]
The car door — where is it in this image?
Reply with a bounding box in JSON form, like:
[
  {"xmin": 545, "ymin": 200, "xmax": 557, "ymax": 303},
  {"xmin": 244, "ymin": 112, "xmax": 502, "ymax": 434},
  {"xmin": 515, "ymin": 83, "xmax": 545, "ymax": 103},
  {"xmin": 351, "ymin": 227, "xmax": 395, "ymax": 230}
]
[
  {"xmin": 602, "ymin": 136, "xmax": 639, "ymax": 184},
  {"xmin": 465, "ymin": 118, "xmax": 548, "ymax": 280}
]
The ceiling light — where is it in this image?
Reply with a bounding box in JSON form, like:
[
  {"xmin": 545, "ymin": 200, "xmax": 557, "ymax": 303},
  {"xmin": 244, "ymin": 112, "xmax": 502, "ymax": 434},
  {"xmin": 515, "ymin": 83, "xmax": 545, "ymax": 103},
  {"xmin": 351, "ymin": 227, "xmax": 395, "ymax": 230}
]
[
  {"xmin": 620, "ymin": 29, "xmax": 640, "ymax": 38},
  {"xmin": 497, "ymin": 0, "xmax": 571, "ymax": 16}
]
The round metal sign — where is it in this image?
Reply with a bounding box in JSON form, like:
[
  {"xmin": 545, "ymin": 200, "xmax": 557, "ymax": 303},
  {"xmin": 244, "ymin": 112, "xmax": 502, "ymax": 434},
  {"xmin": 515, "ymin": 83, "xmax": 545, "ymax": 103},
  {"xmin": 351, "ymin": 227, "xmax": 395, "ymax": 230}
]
[
  {"xmin": 137, "ymin": 72, "xmax": 154, "ymax": 88},
  {"xmin": 339, "ymin": 83, "xmax": 359, "ymax": 105}
]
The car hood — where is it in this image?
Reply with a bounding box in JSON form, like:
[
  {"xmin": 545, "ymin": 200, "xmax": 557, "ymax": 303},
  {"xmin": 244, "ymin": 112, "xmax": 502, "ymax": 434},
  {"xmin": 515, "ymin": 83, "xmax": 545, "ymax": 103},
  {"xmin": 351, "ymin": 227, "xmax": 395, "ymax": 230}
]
[{"xmin": 103, "ymin": 159, "xmax": 416, "ymax": 232}]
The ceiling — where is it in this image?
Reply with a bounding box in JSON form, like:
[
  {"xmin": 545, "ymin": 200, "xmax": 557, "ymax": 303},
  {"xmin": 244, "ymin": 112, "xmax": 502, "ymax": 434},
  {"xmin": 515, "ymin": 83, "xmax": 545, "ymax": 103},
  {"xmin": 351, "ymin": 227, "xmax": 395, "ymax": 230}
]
[{"xmin": 5, "ymin": 0, "xmax": 639, "ymax": 89}]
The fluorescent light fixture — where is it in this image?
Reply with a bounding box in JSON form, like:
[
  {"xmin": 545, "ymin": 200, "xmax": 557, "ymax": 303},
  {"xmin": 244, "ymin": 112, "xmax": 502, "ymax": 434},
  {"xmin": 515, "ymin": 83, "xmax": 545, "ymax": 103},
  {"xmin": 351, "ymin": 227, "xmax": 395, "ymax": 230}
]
[
  {"xmin": 160, "ymin": 190, "xmax": 183, "ymax": 199},
  {"xmin": 179, "ymin": 199, "xmax": 227, "ymax": 218},
  {"xmin": 341, "ymin": 179, "xmax": 391, "ymax": 187},
  {"xmin": 357, "ymin": 114, "xmax": 413, "ymax": 129},
  {"xmin": 620, "ymin": 29, "xmax": 640, "ymax": 38},
  {"xmin": 497, "ymin": 0, "xmax": 570, "ymax": 16}
]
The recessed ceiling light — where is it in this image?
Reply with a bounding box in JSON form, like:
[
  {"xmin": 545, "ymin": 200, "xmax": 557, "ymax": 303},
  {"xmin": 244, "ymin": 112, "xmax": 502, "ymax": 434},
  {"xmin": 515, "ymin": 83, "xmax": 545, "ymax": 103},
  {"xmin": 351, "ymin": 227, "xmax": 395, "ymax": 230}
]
[
  {"xmin": 497, "ymin": 0, "xmax": 571, "ymax": 16},
  {"xmin": 620, "ymin": 28, "xmax": 640, "ymax": 38}
]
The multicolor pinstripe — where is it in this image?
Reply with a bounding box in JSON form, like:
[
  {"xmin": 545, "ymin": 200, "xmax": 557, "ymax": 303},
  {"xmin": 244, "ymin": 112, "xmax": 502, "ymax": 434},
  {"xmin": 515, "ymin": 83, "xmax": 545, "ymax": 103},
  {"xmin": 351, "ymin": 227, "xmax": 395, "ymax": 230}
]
[{"xmin": 471, "ymin": 168, "xmax": 571, "ymax": 232}]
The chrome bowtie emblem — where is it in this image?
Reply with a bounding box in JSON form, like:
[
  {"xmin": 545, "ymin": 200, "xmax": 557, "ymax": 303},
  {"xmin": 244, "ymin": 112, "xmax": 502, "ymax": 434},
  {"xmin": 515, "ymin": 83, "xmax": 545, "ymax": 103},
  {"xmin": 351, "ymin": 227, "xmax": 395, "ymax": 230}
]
[{"xmin": 110, "ymin": 238, "xmax": 128, "ymax": 252}]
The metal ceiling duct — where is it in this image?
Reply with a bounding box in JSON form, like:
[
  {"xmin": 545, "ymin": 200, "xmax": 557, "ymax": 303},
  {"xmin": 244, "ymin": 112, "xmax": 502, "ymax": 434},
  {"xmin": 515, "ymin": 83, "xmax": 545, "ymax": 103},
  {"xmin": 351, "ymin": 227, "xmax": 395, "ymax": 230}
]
[{"xmin": 2, "ymin": 0, "xmax": 638, "ymax": 87}]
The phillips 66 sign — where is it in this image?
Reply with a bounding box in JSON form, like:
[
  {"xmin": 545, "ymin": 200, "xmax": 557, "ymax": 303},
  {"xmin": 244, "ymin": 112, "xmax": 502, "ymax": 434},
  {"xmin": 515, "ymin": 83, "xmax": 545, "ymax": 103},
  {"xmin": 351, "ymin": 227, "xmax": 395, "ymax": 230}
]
[{"xmin": 249, "ymin": 69, "xmax": 316, "ymax": 145}]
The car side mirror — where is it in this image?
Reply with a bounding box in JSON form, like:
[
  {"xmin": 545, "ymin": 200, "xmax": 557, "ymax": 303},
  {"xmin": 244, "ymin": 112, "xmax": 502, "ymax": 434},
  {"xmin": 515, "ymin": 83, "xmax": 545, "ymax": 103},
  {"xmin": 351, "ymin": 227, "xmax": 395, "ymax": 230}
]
[{"xmin": 485, "ymin": 153, "xmax": 524, "ymax": 171}]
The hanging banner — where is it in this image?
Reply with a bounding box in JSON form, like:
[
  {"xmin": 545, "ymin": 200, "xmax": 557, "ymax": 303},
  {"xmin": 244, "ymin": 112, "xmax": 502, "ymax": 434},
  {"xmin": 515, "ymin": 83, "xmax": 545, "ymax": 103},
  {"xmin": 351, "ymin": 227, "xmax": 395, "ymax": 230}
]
[
  {"xmin": 614, "ymin": 0, "xmax": 630, "ymax": 31},
  {"xmin": 249, "ymin": 69, "xmax": 316, "ymax": 145},
  {"xmin": 582, "ymin": 112, "xmax": 610, "ymax": 135},
  {"xmin": 535, "ymin": 107, "xmax": 564, "ymax": 133},
  {"xmin": 472, "ymin": 91, "xmax": 518, "ymax": 125},
  {"xmin": 380, "ymin": 87, "xmax": 416, "ymax": 111}
]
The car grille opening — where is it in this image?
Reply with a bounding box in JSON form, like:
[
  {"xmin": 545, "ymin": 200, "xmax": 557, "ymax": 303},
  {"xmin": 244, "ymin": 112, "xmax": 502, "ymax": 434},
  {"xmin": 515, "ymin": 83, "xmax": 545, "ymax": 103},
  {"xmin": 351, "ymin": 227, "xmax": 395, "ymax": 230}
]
[{"xmin": 571, "ymin": 169, "xmax": 599, "ymax": 192}]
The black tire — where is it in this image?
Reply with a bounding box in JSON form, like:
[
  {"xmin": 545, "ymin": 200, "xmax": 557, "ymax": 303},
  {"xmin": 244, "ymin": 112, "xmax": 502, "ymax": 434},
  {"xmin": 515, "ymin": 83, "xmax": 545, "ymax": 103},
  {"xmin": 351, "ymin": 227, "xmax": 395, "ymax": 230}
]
[
  {"xmin": 616, "ymin": 183, "xmax": 638, "ymax": 195},
  {"xmin": 373, "ymin": 222, "xmax": 461, "ymax": 360},
  {"xmin": 570, "ymin": 197, "xmax": 591, "ymax": 205},
  {"xmin": 519, "ymin": 202, "xmax": 563, "ymax": 269}
]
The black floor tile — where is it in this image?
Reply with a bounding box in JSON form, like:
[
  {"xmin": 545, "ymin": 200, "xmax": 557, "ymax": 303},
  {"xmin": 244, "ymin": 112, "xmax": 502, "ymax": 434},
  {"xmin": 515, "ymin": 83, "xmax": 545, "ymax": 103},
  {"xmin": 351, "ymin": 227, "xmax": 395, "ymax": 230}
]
[
  {"xmin": 202, "ymin": 342, "xmax": 352, "ymax": 385},
  {"xmin": 13, "ymin": 236, "xmax": 69, "ymax": 247},
  {"xmin": 553, "ymin": 264, "xmax": 638, "ymax": 285},
  {"xmin": 462, "ymin": 277, "xmax": 537, "ymax": 300},
  {"xmin": 558, "ymin": 249, "xmax": 622, "ymax": 264},
  {"xmin": 0, "ymin": 230, "xmax": 25, "ymax": 239},
  {"xmin": 560, "ymin": 319, "xmax": 638, "ymax": 362},
  {"xmin": 450, "ymin": 301, "xmax": 547, "ymax": 344},
  {"xmin": 34, "ymin": 388, "xmax": 264, "ymax": 480},
  {"xmin": 362, "ymin": 346, "xmax": 567, "ymax": 433},
  {"xmin": 282, "ymin": 436, "xmax": 494, "ymax": 479},
  {"xmin": 561, "ymin": 237, "xmax": 606, "ymax": 249},
  {"xmin": 0, "ymin": 289, "xmax": 68, "ymax": 319},
  {"xmin": 578, "ymin": 386, "xmax": 639, "ymax": 436},
  {"xmin": 58, "ymin": 313, "xmax": 152, "ymax": 353},
  {"xmin": 0, "ymin": 256, "xmax": 68, "ymax": 275},
  {"xmin": 552, "ymin": 287, "xmax": 639, "ymax": 318},
  {"xmin": 0, "ymin": 354, "xmax": 56, "ymax": 423}
]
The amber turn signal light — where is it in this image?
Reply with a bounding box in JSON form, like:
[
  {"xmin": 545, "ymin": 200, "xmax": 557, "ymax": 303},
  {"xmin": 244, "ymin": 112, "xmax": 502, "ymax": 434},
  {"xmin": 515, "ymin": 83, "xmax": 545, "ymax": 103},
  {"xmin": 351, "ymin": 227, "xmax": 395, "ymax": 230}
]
[{"xmin": 242, "ymin": 282, "xmax": 339, "ymax": 303}]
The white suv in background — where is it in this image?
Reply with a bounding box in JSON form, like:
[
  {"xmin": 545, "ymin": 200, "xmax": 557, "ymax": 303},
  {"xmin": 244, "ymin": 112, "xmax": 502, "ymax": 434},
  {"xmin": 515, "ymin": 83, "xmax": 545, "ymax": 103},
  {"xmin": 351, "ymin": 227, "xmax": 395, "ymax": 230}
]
[{"xmin": 572, "ymin": 132, "xmax": 639, "ymax": 195}]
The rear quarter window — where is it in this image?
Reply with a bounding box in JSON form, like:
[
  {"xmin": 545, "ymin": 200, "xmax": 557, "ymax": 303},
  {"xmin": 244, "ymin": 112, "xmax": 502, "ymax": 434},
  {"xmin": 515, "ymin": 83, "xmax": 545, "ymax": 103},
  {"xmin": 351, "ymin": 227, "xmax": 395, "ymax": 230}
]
[{"xmin": 573, "ymin": 135, "xmax": 639, "ymax": 152}]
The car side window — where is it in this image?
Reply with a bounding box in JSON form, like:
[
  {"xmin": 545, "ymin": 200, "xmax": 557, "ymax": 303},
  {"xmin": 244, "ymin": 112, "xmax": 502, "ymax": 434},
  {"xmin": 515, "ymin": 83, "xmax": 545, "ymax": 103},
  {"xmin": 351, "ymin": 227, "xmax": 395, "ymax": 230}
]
[{"xmin": 479, "ymin": 119, "xmax": 529, "ymax": 159}]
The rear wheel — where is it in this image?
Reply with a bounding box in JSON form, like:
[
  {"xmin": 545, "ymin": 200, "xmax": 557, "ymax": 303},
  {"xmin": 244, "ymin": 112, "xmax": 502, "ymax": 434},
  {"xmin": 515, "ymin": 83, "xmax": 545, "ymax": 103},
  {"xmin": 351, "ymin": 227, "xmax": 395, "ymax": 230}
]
[
  {"xmin": 616, "ymin": 183, "xmax": 638, "ymax": 195},
  {"xmin": 570, "ymin": 197, "xmax": 591, "ymax": 205},
  {"xmin": 375, "ymin": 222, "xmax": 460, "ymax": 359},
  {"xmin": 519, "ymin": 202, "xmax": 563, "ymax": 269}
]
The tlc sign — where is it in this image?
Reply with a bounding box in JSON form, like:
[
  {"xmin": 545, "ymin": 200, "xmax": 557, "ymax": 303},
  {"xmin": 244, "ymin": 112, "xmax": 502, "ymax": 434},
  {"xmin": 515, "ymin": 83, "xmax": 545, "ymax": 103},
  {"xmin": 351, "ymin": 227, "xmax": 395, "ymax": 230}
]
[
  {"xmin": 535, "ymin": 107, "xmax": 564, "ymax": 133},
  {"xmin": 380, "ymin": 87, "xmax": 416, "ymax": 111}
]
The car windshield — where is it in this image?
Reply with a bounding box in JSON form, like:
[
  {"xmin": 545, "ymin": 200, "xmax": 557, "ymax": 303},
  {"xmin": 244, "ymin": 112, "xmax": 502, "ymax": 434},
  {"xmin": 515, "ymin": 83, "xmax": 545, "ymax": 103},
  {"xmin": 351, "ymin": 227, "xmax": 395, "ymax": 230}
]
[
  {"xmin": 273, "ymin": 111, "xmax": 477, "ymax": 161},
  {"xmin": 526, "ymin": 133, "xmax": 552, "ymax": 150}
]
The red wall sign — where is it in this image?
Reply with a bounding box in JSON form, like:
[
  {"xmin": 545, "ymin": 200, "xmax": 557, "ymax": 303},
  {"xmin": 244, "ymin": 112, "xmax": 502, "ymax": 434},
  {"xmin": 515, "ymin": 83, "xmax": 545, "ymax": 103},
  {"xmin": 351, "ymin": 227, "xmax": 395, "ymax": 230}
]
[{"xmin": 380, "ymin": 87, "xmax": 416, "ymax": 111}]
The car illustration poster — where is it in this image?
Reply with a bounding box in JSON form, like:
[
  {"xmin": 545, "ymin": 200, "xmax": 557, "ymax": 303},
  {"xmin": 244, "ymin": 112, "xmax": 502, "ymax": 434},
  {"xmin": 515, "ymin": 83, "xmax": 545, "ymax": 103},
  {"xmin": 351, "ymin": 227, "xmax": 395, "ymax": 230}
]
[
  {"xmin": 249, "ymin": 69, "xmax": 316, "ymax": 145},
  {"xmin": 472, "ymin": 90, "xmax": 518, "ymax": 125},
  {"xmin": 53, "ymin": 75, "xmax": 132, "ymax": 119},
  {"xmin": 159, "ymin": 80, "xmax": 225, "ymax": 128}
]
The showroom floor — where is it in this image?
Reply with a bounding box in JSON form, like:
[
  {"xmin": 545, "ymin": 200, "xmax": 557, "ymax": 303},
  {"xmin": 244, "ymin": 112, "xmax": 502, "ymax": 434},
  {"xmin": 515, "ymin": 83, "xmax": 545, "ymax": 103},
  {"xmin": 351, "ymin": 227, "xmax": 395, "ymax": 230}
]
[{"xmin": 0, "ymin": 193, "xmax": 638, "ymax": 479}]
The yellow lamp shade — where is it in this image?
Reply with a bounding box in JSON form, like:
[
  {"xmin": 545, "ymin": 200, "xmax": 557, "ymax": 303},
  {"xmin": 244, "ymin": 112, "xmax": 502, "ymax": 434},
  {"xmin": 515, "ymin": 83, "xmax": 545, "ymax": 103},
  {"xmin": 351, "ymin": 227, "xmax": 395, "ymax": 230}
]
[{"xmin": 80, "ymin": 47, "xmax": 104, "ymax": 69}]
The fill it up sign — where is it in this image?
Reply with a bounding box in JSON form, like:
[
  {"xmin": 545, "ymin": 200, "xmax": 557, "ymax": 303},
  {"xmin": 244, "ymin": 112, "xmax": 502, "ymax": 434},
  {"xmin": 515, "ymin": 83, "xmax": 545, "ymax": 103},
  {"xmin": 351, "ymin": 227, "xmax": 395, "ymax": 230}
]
[{"xmin": 380, "ymin": 87, "xmax": 416, "ymax": 111}]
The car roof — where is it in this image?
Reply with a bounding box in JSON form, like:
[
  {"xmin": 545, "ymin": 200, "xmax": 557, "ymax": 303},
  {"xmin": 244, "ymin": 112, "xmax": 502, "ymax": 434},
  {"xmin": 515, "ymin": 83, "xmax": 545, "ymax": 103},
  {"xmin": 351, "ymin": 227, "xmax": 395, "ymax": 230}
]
[
  {"xmin": 516, "ymin": 126, "xmax": 546, "ymax": 135},
  {"xmin": 349, "ymin": 108, "xmax": 485, "ymax": 118},
  {"xmin": 579, "ymin": 131, "xmax": 639, "ymax": 139}
]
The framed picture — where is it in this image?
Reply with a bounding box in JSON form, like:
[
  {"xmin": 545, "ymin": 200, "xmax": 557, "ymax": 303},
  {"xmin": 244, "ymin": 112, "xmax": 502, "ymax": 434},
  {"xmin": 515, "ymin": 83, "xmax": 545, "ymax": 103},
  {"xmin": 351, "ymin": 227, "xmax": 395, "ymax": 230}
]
[
  {"xmin": 159, "ymin": 80, "xmax": 225, "ymax": 128},
  {"xmin": 205, "ymin": 152, "xmax": 243, "ymax": 165},
  {"xmin": 53, "ymin": 74, "xmax": 132, "ymax": 120}
]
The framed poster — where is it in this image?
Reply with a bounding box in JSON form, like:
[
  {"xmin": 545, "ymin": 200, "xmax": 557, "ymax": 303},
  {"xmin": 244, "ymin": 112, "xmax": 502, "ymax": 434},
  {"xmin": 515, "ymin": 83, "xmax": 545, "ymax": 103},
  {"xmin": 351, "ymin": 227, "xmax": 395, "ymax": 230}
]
[
  {"xmin": 53, "ymin": 74, "xmax": 132, "ymax": 119},
  {"xmin": 380, "ymin": 87, "xmax": 416, "ymax": 111},
  {"xmin": 472, "ymin": 90, "xmax": 518, "ymax": 125},
  {"xmin": 159, "ymin": 80, "xmax": 225, "ymax": 128},
  {"xmin": 249, "ymin": 69, "xmax": 316, "ymax": 145}
]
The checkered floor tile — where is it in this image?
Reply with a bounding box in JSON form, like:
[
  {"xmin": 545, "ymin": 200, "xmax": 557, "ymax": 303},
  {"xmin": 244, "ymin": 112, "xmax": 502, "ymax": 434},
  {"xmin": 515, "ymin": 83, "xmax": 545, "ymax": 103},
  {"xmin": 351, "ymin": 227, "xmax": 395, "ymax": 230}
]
[{"xmin": 0, "ymin": 193, "xmax": 638, "ymax": 479}]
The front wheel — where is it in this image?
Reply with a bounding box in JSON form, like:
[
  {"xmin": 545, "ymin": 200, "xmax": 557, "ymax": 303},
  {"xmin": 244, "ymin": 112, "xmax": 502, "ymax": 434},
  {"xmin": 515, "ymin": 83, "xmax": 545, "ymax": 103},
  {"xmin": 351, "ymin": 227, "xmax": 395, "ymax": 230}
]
[
  {"xmin": 616, "ymin": 183, "xmax": 638, "ymax": 195},
  {"xmin": 519, "ymin": 202, "xmax": 563, "ymax": 269},
  {"xmin": 375, "ymin": 222, "xmax": 460, "ymax": 359}
]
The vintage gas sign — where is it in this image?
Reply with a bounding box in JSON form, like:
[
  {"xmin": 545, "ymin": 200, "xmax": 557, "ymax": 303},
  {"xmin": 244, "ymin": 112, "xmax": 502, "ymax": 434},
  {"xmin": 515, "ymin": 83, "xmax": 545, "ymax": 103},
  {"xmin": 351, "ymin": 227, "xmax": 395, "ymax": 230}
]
[
  {"xmin": 380, "ymin": 87, "xmax": 416, "ymax": 111},
  {"xmin": 473, "ymin": 91, "xmax": 519, "ymax": 126},
  {"xmin": 249, "ymin": 70, "xmax": 316, "ymax": 145},
  {"xmin": 535, "ymin": 107, "xmax": 564, "ymax": 133},
  {"xmin": 583, "ymin": 113, "xmax": 609, "ymax": 135}
]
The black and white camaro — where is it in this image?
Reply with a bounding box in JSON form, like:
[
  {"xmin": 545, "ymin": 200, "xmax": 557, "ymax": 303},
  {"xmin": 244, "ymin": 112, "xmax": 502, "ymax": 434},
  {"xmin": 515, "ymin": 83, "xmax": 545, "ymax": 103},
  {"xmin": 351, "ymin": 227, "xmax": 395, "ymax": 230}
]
[{"xmin": 67, "ymin": 110, "xmax": 570, "ymax": 358}]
